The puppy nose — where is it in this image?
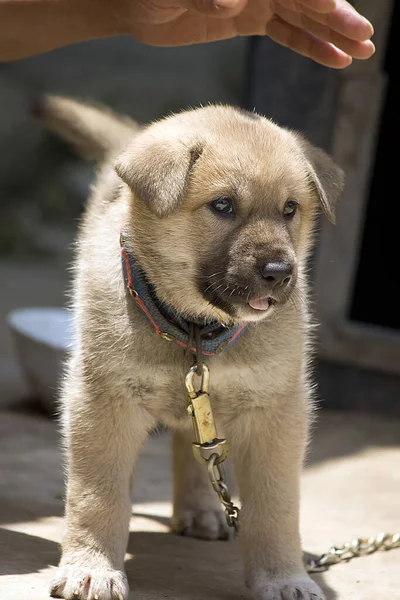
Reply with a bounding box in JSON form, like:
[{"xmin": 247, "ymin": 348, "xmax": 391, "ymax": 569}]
[{"xmin": 259, "ymin": 261, "xmax": 292, "ymax": 286}]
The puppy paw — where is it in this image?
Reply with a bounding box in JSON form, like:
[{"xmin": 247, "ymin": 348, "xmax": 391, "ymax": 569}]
[
  {"xmin": 172, "ymin": 508, "xmax": 231, "ymax": 540},
  {"xmin": 50, "ymin": 565, "xmax": 129, "ymax": 600},
  {"xmin": 250, "ymin": 575, "xmax": 325, "ymax": 600}
]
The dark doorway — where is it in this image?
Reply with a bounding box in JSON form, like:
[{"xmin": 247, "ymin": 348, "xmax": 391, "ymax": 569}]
[{"xmin": 350, "ymin": 1, "xmax": 400, "ymax": 330}]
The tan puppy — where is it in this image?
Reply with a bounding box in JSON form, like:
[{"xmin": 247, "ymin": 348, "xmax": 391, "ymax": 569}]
[{"xmin": 39, "ymin": 97, "xmax": 344, "ymax": 600}]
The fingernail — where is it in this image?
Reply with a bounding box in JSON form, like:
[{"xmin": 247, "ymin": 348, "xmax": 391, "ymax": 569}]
[
  {"xmin": 365, "ymin": 40, "xmax": 376, "ymax": 55},
  {"xmin": 214, "ymin": 0, "xmax": 240, "ymax": 8}
]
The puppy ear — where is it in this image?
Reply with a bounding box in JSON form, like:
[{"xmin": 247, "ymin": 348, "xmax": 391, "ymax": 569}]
[
  {"xmin": 114, "ymin": 133, "xmax": 203, "ymax": 217},
  {"xmin": 299, "ymin": 138, "xmax": 345, "ymax": 224}
]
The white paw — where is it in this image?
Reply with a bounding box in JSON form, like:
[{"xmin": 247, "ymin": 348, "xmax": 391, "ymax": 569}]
[
  {"xmin": 172, "ymin": 508, "xmax": 231, "ymax": 540},
  {"xmin": 50, "ymin": 565, "xmax": 129, "ymax": 600},
  {"xmin": 251, "ymin": 575, "xmax": 325, "ymax": 600}
]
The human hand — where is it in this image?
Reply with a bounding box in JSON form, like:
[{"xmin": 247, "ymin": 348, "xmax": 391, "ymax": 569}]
[{"xmin": 122, "ymin": 0, "xmax": 375, "ymax": 68}]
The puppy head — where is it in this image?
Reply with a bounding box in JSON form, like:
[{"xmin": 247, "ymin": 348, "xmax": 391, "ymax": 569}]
[{"xmin": 115, "ymin": 107, "xmax": 344, "ymax": 324}]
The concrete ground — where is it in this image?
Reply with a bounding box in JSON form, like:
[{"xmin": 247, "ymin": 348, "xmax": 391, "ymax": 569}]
[
  {"xmin": 0, "ymin": 408, "xmax": 399, "ymax": 600},
  {"xmin": 1, "ymin": 260, "xmax": 399, "ymax": 599}
]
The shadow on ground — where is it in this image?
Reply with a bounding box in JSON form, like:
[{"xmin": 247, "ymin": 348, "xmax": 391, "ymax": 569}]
[{"xmin": 0, "ymin": 525, "xmax": 337, "ymax": 600}]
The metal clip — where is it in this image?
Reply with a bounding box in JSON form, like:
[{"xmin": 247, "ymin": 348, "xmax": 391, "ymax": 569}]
[
  {"xmin": 185, "ymin": 363, "xmax": 210, "ymax": 400},
  {"xmin": 188, "ymin": 392, "xmax": 217, "ymax": 444},
  {"xmin": 185, "ymin": 364, "xmax": 228, "ymax": 465}
]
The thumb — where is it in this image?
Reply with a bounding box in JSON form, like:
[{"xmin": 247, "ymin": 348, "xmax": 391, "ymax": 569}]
[{"xmin": 185, "ymin": 0, "xmax": 247, "ymax": 17}]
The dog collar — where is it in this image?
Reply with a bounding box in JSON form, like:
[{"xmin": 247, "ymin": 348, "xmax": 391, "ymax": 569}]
[{"xmin": 120, "ymin": 234, "xmax": 248, "ymax": 357}]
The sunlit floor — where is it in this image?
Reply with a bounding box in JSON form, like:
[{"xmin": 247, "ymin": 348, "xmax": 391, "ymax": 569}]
[{"xmin": 0, "ymin": 408, "xmax": 399, "ymax": 600}]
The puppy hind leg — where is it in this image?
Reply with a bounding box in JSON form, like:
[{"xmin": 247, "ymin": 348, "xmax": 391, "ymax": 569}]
[{"xmin": 172, "ymin": 426, "xmax": 231, "ymax": 541}]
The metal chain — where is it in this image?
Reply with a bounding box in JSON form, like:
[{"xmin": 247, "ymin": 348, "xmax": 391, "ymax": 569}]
[
  {"xmin": 204, "ymin": 451, "xmax": 400, "ymax": 572},
  {"xmin": 185, "ymin": 363, "xmax": 399, "ymax": 571},
  {"xmin": 205, "ymin": 451, "xmax": 400, "ymax": 572},
  {"xmin": 307, "ymin": 532, "xmax": 400, "ymax": 572},
  {"xmin": 206, "ymin": 452, "xmax": 239, "ymax": 531}
]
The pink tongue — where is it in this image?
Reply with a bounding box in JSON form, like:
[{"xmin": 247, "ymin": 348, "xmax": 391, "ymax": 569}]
[{"xmin": 249, "ymin": 297, "xmax": 270, "ymax": 311}]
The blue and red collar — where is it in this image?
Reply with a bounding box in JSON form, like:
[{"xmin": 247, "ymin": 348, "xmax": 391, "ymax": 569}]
[{"xmin": 120, "ymin": 234, "xmax": 248, "ymax": 357}]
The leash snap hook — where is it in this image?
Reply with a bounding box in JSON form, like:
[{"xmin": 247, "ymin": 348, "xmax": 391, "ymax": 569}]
[{"xmin": 185, "ymin": 363, "xmax": 210, "ymax": 400}]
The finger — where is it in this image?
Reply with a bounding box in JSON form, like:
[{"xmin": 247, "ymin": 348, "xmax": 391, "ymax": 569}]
[
  {"xmin": 272, "ymin": 3, "xmax": 375, "ymax": 59},
  {"xmin": 266, "ymin": 16, "xmax": 352, "ymax": 68},
  {"xmin": 185, "ymin": 0, "xmax": 248, "ymax": 18},
  {"xmin": 276, "ymin": 0, "xmax": 336, "ymax": 14},
  {"xmin": 300, "ymin": 0, "xmax": 374, "ymax": 41}
]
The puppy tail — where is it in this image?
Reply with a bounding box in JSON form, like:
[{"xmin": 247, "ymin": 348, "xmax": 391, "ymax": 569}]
[{"xmin": 32, "ymin": 95, "xmax": 139, "ymax": 162}]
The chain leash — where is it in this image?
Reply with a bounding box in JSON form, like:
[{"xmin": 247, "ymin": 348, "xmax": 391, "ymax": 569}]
[
  {"xmin": 185, "ymin": 363, "xmax": 239, "ymax": 532},
  {"xmin": 185, "ymin": 363, "xmax": 399, "ymax": 572},
  {"xmin": 308, "ymin": 532, "xmax": 400, "ymax": 572}
]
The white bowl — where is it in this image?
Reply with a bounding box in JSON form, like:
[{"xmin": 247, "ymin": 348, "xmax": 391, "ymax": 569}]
[{"xmin": 7, "ymin": 307, "xmax": 74, "ymax": 413}]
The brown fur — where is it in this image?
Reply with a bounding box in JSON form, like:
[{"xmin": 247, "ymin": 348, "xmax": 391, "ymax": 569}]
[{"xmin": 38, "ymin": 96, "xmax": 344, "ymax": 600}]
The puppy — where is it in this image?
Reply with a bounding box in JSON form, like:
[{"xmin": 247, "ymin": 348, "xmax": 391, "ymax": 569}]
[{"xmin": 39, "ymin": 97, "xmax": 344, "ymax": 600}]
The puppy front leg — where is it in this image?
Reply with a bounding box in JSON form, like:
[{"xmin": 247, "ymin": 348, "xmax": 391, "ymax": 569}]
[
  {"xmin": 220, "ymin": 394, "xmax": 325, "ymax": 600},
  {"xmin": 172, "ymin": 426, "xmax": 230, "ymax": 540},
  {"xmin": 50, "ymin": 383, "xmax": 155, "ymax": 600}
]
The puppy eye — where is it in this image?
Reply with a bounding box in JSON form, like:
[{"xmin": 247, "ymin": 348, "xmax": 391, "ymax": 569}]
[
  {"xmin": 210, "ymin": 196, "xmax": 235, "ymax": 217},
  {"xmin": 283, "ymin": 199, "xmax": 298, "ymax": 218}
]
